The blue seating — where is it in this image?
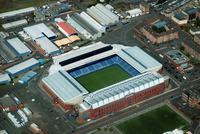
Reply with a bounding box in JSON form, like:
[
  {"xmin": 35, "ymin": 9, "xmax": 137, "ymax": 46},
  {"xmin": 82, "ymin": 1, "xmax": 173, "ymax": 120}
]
[{"xmin": 68, "ymin": 55, "xmax": 140, "ymax": 78}]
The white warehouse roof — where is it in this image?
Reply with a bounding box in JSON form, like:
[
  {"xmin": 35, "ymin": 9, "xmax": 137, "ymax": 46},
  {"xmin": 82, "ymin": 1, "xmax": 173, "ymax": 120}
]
[
  {"xmin": 0, "ymin": 7, "xmax": 35, "ymax": 19},
  {"xmin": 23, "ymin": 23, "xmax": 56, "ymax": 40},
  {"xmin": 2, "ymin": 19, "xmax": 28, "ymax": 30},
  {"xmin": 83, "ymin": 72, "xmax": 165, "ymax": 109},
  {"xmin": 126, "ymin": 8, "xmax": 142, "ymax": 16},
  {"xmin": 35, "ymin": 37, "xmax": 59, "ymax": 55},
  {"xmin": 7, "ymin": 37, "xmax": 31, "ymax": 56},
  {"xmin": 42, "ymin": 71, "xmax": 88, "ymax": 104},
  {"xmin": 6, "ymin": 58, "xmax": 39, "ymax": 76}
]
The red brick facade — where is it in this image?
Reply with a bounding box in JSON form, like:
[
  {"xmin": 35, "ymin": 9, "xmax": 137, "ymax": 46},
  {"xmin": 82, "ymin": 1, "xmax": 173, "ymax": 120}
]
[{"xmin": 79, "ymin": 83, "xmax": 166, "ymax": 120}]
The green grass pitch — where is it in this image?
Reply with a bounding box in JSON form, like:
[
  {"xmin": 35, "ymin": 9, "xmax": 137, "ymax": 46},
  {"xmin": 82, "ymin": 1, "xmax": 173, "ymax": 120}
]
[
  {"xmin": 76, "ymin": 65, "xmax": 131, "ymax": 92},
  {"xmin": 116, "ymin": 105, "xmax": 189, "ymax": 134}
]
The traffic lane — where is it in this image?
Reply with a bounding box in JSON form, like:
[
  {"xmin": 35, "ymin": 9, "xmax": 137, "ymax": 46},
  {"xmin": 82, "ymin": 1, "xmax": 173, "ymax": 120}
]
[{"xmin": 73, "ymin": 89, "xmax": 180, "ymax": 134}]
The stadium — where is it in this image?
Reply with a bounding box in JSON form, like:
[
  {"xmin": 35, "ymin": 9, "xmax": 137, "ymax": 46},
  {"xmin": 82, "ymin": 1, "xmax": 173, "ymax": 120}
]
[{"xmin": 41, "ymin": 42, "xmax": 168, "ymax": 122}]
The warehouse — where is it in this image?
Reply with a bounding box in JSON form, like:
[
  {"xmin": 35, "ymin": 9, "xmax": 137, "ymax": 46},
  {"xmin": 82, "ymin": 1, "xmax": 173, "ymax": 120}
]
[
  {"xmin": 35, "ymin": 37, "xmax": 60, "ymax": 56},
  {"xmin": 18, "ymin": 71, "xmax": 37, "ymax": 84},
  {"xmin": 126, "ymin": 8, "xmax": 142, "ymax": 17},
  {"xmin": 0, "ymin": 38, "xmax": 19, "ymax": 63},
  {"xmin": 0, "ymin": 7, "xmax": 35, "ymax": 22},
  {"xmin": 23, "ymin": 23, "xmax": 57, "ymax": 40},
  {"xmin": 7, "ymin": 37, "xmax": 31, "ymax": 57},
  {"xmin": 0, "ymin": 73, "xmax": 11, "ymax": 84},
  {"xmin": 67, "ymin": 13, "xmax": 101, "ymax": 40},
  {"xmin": 2, "ymin": 19, "xmax": 28, "ymax": 30},
  {"xmin": 42, "ymin": 42, "xmax": 166, "ymax": 122},
  {"xmin": 80, "ymin": 11, "xmax": 106, "ymax": 34},
  {"xmin": 54, "ymin": 35, "xmax": 80, "ymax": 48},
  {"xmin": 56, "ymin": 22, "xmax": 77, "ymax": 37},
  {"xmin": 6, "ymin": 58, "xmax": 39, "ymax": 77}
]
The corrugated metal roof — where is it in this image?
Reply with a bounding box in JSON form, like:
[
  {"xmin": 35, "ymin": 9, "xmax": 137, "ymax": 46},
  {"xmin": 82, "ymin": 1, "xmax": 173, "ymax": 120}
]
[
  {"xmin": 70, "ymin": 13, "xmax": 98, "ymax": 35},
  {"xmin": 126, "ymin": 8, "xmax": 142, "ymax": 16},
  {"xmin": 7, "ymin": 37, "xmax": 31, "ymax": 55},
  {"xmin": 6, "ymin": 58, "xmax": 39, "ymax": 75},
  {"xmin": 2, "ymin": 19, "xmax": 28, "ymax": 30},
  {"xmin": 57, "ymin": 22, "xmax": 77, "ymax": 36},
  {"xmin": 122, "ymin": 47, "xmax": 162, "ymax": 72},
  {"xmin": 0, "ymin": 73, "xmax": 11, "ymax": 83},
  {"xmin": 19, "ymin": 71, "xmax": 37, "ymax": 83},
  {"xmin": 23, "ymin": 23, "xmax": 56, "ymax": 40},
  {"xmin": 80, "ymin": 11, "xmax": 106, "ymax": 33},
  {"xmin": 84, "ymin": 72, "xmax": 164, "ymax": 109},
  {"xmin": 0, "ymin": 7, "xmax": 35, "ymax": 18},
  {"xmin": 42, "ymin": 71, "xmax": 88, "ymax": 103},
  {"xmin": 35, "ymin": 37, "xmax": 59, "ymax": 55}
]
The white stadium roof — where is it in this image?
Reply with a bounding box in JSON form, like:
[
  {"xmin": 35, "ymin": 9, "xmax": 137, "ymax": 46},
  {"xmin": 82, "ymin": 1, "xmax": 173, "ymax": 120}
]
[
  {"xmin": 82, "ymin": 72, "xmax": 164, "ymax": 109},
  {"xmin": 42, "ymin": 71, "xmax": 88, "ymax": 104},
  {"xmin": 7, "ymin": 37, "xmax": 31, "ymax": 55}
]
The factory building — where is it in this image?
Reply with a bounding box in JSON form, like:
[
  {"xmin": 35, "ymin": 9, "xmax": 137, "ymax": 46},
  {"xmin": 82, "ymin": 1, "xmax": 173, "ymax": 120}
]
[
  {"xmin": 6, "ymin": 37, "xmax": 31, "ymax": 57},
  {"xmin": 56, "ymin": 22, "xmax": 78, "ymax": 37},
  {"xmin": 0, "ymin": 7, "xmax": 35, "ymax": 22},
  {"xmin": 0, "ymin": 73, "xmax": 11, "ymax": 85},
  {"xmin": 41, "ymin": 42, "xmax": 167, "ymax": 121},
  {"xmin": 2, "ymin": 19, "xmax": 28, "ymax": 30},
  {"xmin": 80, "ymin": 11, "xmax": 106, "ymax": 34},
  {"xmin": 126, "ymin": 8, "xmax": 143, "ymax": 17},
  {"xmin": 6, "ymin": 58, "xmax": 39, "ymax": 77},
  {"xmin": 67, "ymin": 13, "xmax": 101, "ymax": 40},
  {"xmin": 86, "ymin": 4, "xmax": 119, "ymax": 26},
  {"xmin": 35, "ymin": 37, "xmax": 60, "ymax": 56},
  {"xmin": 23, "ymin": 23, "xmax": 60, "ymax": 55}
]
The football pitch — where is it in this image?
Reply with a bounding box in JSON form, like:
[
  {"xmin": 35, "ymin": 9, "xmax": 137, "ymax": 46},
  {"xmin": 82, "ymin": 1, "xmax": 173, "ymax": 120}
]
[
  {"xmin": 117, "ymin": 105, "xmax": 189, "ymax": 134},
  {"xmin": 76, "ymin": 65, "xmax": 131, "ymax": 92}
]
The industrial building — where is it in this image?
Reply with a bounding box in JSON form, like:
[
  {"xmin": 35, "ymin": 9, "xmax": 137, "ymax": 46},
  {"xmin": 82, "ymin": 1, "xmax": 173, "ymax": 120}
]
[
  {"xmin": 54, "ymin": 35, "xmax": 80, "ymax": 48},
  {"xmin": 41, "ymin": 42, "xmax": 168, "ymax": 122},
  {"xmin": 18, "ymin": 71, "xmax": 37, "ymax": 84},
  {"xmin": 23, "ymin": 23, "xmax": 60, "ymax": 55},
  {"xmin": 0, "ymin": 7, "xmax": 35, "ymax": 22},
  {"xmin": 7, "ymin": 37, "xmax": 31, "ymax": 57},
  {"xmin": 6, "ymin": 58, "xmax": 39, "ymax": 77},
  {"xmin": 80, "ymin": 11, "xmax": 106, "ymax": 34},
  {"xmin": 0, "ymin": 73, "xmax": 11, "ymax": 84},
  {"xmin": 86, "ymin": 4, "xmax": 119, "ymax": 26},
  {"xmin": 35, "ymin": 37, "xmax": 60, "ymax": 56},
  {"xmin": 0, "ymin": 38, "xmax": 20, "ymax": 63},
  {"xmin": 2, "ymin": 19, "xmax": 28, "ymax": 30},
  {"xmin": 138, "ymin": 17, "xmax": 179, "ymax": 44},
  {"xmin": 56, "ymin": 22, "xmax": 77, "ymax": 37},
  {"xmin": 23, "ymin": 23, "xmax": 57, "ymax": 40},
  {"xmin": 67, "ymin": 13, "xmax": 101, "ymax": 40},
  {"xmin": 126, "ymin": 8, "xmax": 142, "ymax": 17}
]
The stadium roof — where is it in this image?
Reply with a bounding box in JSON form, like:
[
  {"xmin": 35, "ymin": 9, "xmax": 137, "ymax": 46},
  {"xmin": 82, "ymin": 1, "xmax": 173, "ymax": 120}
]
[
  {"xmin": 83, "ymin": 72, "xmax": 165, "ymax": 109},
  {"xmin": 23, "ymin": 23, "xmax": 56, "ymax": 40},
  {"xmin": 35, "ymin": 37, "xmax": 59, "ymax": 55},
  {"xmin": 7, "ymin": 37, "xmax": 31, "ymax": 55},
  {"xmin": 42, "ymin": 71, "xmax": 88, "ymax": 104},
  {"xmin": 6, "ymin": 58, "xmax": 39, "ymax": 76},
  {"xmin": 57, "ymin": 22, "xmax": 77, "ymax": 36},
  {"xmin": 118, "ymin": 47, "xmax": 162, "ymax": 73},
  {"xmin": 0, "ymin": 7, "xmax": 35, "ymax": 19}
]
